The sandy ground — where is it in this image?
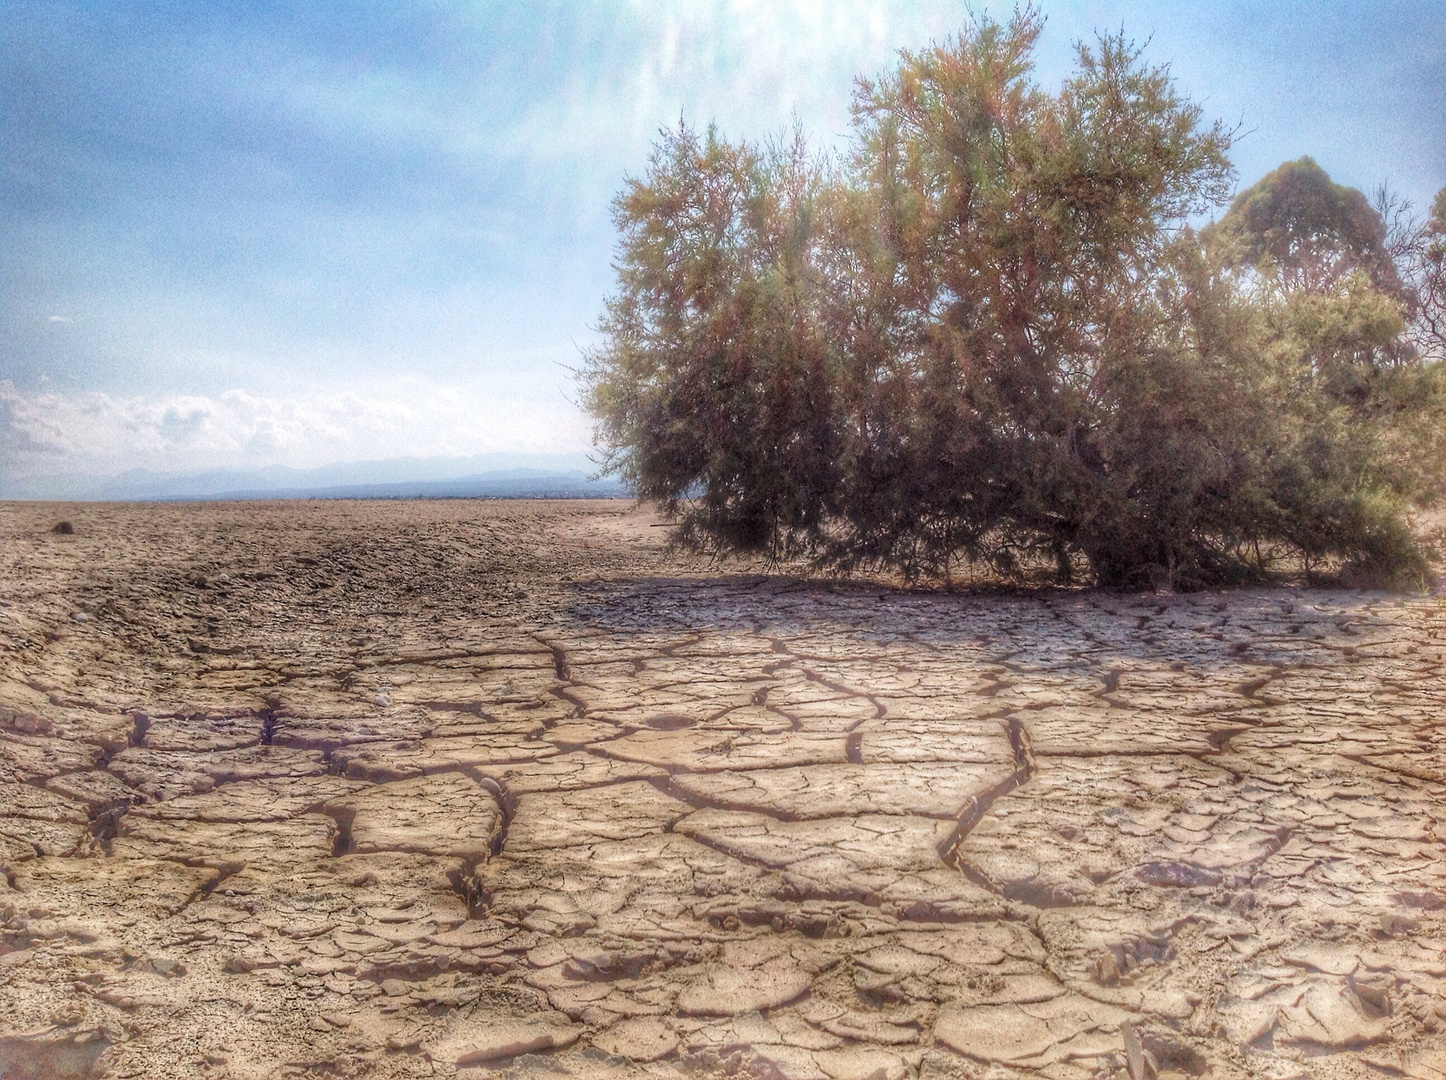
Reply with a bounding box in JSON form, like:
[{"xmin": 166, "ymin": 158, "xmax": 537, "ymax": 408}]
[{"xmin": 1, "ymin": 498, "xmax": 1444, "ymax": 1080}]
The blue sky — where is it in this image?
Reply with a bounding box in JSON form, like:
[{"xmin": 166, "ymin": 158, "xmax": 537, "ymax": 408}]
[{"xmin": 3, "ymin": 1, "xmax": 1443, "ymax": 482}]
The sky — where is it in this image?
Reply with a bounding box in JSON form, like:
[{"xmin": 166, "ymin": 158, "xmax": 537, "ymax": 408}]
[{"xmin": 3, "ymin": 0, "xmax": 1444, "ymax": 486}]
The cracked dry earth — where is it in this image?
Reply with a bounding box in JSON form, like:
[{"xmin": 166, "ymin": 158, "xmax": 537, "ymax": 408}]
[{"xmin": 2, "ymin": 501, "xmax": 1446, "ymax": 1080}]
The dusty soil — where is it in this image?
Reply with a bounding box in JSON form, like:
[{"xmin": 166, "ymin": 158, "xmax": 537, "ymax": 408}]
[{"xmin": 1, "ymin": 499, "xmax": 1444, "ymax": 1080}]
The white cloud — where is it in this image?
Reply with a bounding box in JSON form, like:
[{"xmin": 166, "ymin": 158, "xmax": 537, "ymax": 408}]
[{"xmin": 0, "ymin": 379, "xmax": 590, "ymax": 482}]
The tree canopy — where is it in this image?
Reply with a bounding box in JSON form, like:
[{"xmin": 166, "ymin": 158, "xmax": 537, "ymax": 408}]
[
  {"xmin": 1209, "ymin": 157, "xmax": 1403, "ymax": 295},
  {"xmin": 584, "ymin": 10, "xmax": 1446, "ymax": 590}
]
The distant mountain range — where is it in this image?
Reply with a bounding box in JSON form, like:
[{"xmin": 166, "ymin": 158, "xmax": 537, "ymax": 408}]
[{"xmin": 0, "ymin": 453, "xmax": 630, "ymax": 502}]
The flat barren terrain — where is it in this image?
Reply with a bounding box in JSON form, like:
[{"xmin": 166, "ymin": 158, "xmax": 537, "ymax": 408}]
[{"xmin": 1, "ymin": 500, "xmax": 1444, "ymax": 1080}]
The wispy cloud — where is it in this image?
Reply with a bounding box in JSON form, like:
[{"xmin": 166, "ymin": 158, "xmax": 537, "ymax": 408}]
[{"xmin": 0, "ymin": 380, "xmax": 588, "ymax": 481}]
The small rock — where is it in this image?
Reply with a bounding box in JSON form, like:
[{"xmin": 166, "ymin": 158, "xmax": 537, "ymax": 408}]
[
  {"xmin": 1380, "ymin": 912, "xmax": 1421, "ymax": 936},
  {"xmin": 1134, "ymin": 861, "xmax": 1222, "ymax": 888},
  {"xmin": 50, "ymin": 1004, "xmax": 84, "ymax": 1027},
  {"xmin": 144, "ymin": 957, "xmax": 185, "ymax": 978},
  {"xmin": 51, "ymin": 521, "xmax": 74, "ymax": 535},
  {"xmin": 1122, "ymin": 1021, "xmax": 1145, "ymax": 1080}
]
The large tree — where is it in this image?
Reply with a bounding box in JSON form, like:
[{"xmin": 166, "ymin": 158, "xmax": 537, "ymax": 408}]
[
  {"xmin": 831, "ymin": 12, "xmax": 1244, "ymax": 585},
  {"xmin": 584, "ymin": 11, "xmax": 1445, "ymax": 589}
]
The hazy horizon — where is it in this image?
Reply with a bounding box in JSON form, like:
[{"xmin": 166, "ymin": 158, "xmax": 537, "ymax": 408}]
[
  {"xmin": 0, "ymin": 448, "xmax": 614, "ymax": 500},
  {"xmin": 4, "ymin": 1, "xmax": 1443, "ymax": 493}
]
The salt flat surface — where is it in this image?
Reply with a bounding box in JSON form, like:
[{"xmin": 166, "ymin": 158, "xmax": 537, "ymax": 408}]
[{"xmin": 1, "ymin": 500, "xmax": 1443, "ymax": 1080}]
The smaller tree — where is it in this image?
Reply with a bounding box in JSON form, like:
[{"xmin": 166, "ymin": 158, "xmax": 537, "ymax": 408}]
[
  {"xmin": 582, "ymin": 124, "xmax": 843, "ymax": 558},
  {"xmin": 1210, "ymin": 157, "xmax": 1404, "ymax": 296},
  {"xmin": 1210, "ymin": 164, "xmax": 1446, "ymax": 586}
]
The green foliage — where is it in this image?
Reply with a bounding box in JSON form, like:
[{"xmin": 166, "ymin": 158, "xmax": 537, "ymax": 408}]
[
  {"xmin": 584, "ymin": 11, "xmax": 1446, "ymax": 590},
  {"xmin": 1251, "ymin": 271, "xmax": 1445, "ymax": 588},
  {"xmin": 585, "ymin": 126, "xmax": 842, "ymax": 556},
  {"xmin": 1209, "ymin": 157, "xmax": 1404, "ymax": 296}
]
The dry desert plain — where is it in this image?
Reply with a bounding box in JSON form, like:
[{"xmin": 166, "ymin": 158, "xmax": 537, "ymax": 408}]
[{"xmin": 1, "ymin": 499, "xmax": 1445, "ymax": 1080}]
